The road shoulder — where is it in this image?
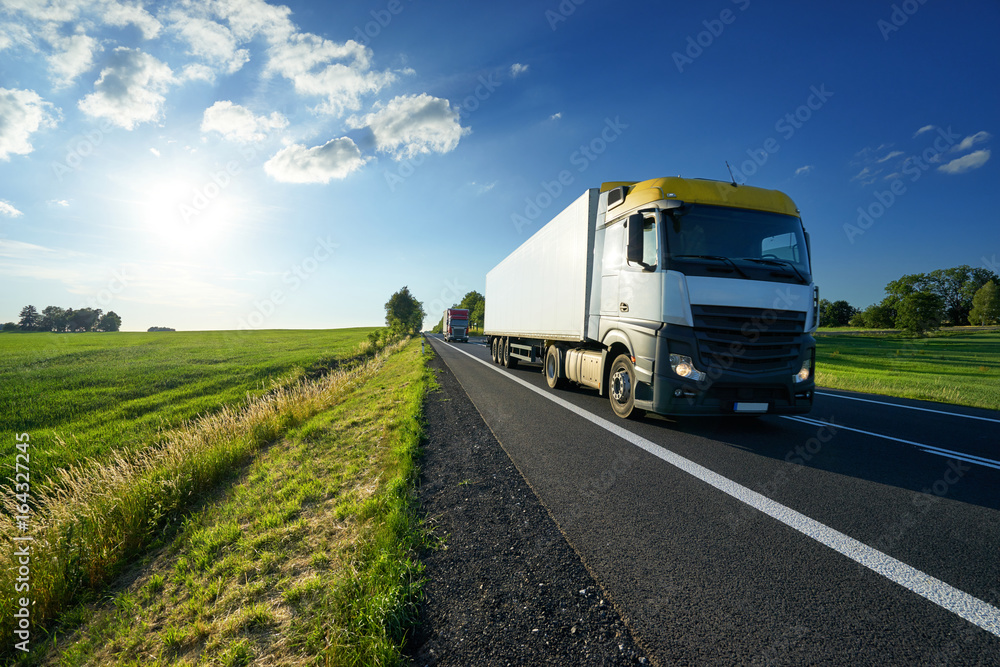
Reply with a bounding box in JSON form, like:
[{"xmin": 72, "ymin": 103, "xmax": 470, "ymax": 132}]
[{"xmin": 408, "ymin": 349, "xmax": 647, "ymax": 665}]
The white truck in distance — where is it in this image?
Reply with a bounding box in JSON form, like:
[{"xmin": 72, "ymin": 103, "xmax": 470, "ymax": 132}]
[{"xmin": 484, "ymin": 177, "xmax": 818, "ymax": 419}]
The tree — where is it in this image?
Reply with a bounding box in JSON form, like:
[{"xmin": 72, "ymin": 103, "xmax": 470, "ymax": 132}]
[
  {"xmin": 895, "ymin": 291, "xmax": 943, "ymax": 335},
  {"xmin": 819, "ymin": 299, "xmax": 856, "ymax": 327},
  {"xmin": 384, "ymin": 286, "xmax": 425, "ymax": 335},
  {"xmin": 97, "ymin": 311, "xmax": 122, "ymax": 332},
  {"xmin": 40, "ymin": 306, "xmax": 68, "ymax": 332},
  {"xmin": 430, "ymin": 317, "xmax": 443, "ymax": 334},
  {"xmin": 18, "ymin": 305, "xmax": 40, "ymax": 330},
  {"xmin": 969, "ymin": 281, "xmax": 1000, "ymax": 326},
  {"xmin": 851, "ymin": 301, "xmax": 895, "ymax": 328},
  {"xmin": 68, "ymin": 307, "xmax": 102, "ymax": 332},
  {"xmin": 470, "ymin": 299, "xmax": 485, "ymax": 332},
  {"xmin": 457, "ymin": 290, "xmax": 486, "ymax": 332},
  {"xmin": 2, "ymin": 322, "xmax": 17, "ymax": 332},
  {"xmin": 951, "ymin": 266, "xmax": 999, "ymax": 325},
  {"xmin": 817, "ymin": 299, "xmax": 831, "ymax": 326},
  {"xmin": 885, "ymin": 265, "xmax": 998, "ymax": 325},
  {"xmin": 829, "ymin": 300, "xmax": 857, "ymax": 327}
]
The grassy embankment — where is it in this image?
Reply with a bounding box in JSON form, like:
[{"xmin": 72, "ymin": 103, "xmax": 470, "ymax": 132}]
[
  {"xmin": 1, "ymin": 330, "xmax": 431, "ymax": 665},
  {"xmin": 815, "ymin": 330, "xmax": 999, "ymax": 410}
]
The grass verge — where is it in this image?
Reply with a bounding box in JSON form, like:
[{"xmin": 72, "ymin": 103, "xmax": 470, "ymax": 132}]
[
  {"xmin": 815, "ymin": 331, "xmax": 999, "ymax": 410},
  {"xmin": 2, "ymin": 334, "xmax": 424, "ymax": 663}
]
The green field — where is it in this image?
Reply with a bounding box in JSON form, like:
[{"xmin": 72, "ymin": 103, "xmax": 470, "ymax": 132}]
[
  {"xmin": 0, "ymin": 329, "xmax": 375, "ymax": 482},
  {"xmin": 1, "ymin": 328, "xmax": 426, "ymax": 663},
  {"xmin": 815, "ymin": 331, "xmax": 1000, "ymax": 410}
]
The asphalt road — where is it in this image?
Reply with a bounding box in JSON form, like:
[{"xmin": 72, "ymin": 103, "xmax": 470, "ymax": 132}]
[{"xmin": 425, "ymin": 334, "xmax": 1000, "ymax": 665}]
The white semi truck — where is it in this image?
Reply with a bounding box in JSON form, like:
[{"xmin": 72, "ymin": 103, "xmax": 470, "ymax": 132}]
[{"xmin": 484, "ymin": 177, "xmax": 818, "ymax": 419}]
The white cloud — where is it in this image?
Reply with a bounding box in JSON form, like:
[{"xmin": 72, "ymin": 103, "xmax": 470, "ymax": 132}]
[
  {"xmin": 0, "ymin": 22, "xmax": 34, "ymax": 51},
  {"xmin": 876, "ymin": 150, "xmax": 904, "ymax": 163},
  {"xmin": 511, "ymin": 63, "xmax": 529, "ymax": 77},
  {"xmin": 937, "ymin": 149, "xmax": 991, "ymax": 175},
  {"xmin": 179, "ymin": 63, "xmax": 216, "ymax": 83},
  {"xmin": 913, "ymin": 125, "xmax": 935, "ymax": 137},
  {"xmin": 2, "ymin": 0, "xmax": 160, "ymax": 38},
  {"xmin": 47, "ymin": 199, "xmax": 70, "ymax": 207},
  {"xmin": 264, "ymin": 138, "xmax": 368, "ymax": 184},
  {"xmin": 264, "ymin": 31, "xmax": 396, "ymax": 116},
  {"xmin": 102, "ymin": 0, "xmax": 161, "ymax": 39},
  {"xmin": 851, "ymin": 166, "xmax": 877, "ymax": 182},
  {"xmin": 0, "ymin": 200, "xmax": 24, "ymax": 217},
  {"xmin": 350, "ymin": 93, "xmax": 469, "ymax": 160},
  {"xmin": 46, "ymin": 30, "xmax": 102, "ymax": 89},
  {"xmin": 201, "ymin": 100, "xmax": 288, "ymax": 143},
  {"xmin": 166, "ymin": 11, "xmax": 249, "ymax": 75},
  {"xmin": 150, "ymin": 147, "xmax": 160, "ymax": 157},
  {"xmin": 794, "ymin": 165, "xmax": 813, "ymax": 176},
  {"xmin": 78, "ymin": 47, "xmax": 175, "ymax": 130},
  {"xmin": 550, "ymin": 112, "xmax": 562, "ymax": 120},
  {"xmin": 0, "ymin": 87, "xmax": 60, "ymax": 160},
  {"xmin": 952, "ymin": 131, "xmax": 991, "ymax": 153},
  {"xmin": 210, "ymin": 0, "xmax": 296, "ymax": 43}
]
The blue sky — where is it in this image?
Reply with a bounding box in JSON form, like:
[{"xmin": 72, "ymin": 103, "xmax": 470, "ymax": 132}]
[{"xmin": 1, "ymin": 0, "xmax": 997, "ymax": 331}]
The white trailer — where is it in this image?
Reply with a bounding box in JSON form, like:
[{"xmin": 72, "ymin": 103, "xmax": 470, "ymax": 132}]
[{"xmin": 485, "ymin": 190, "xmax": 597, "ymax": 343}]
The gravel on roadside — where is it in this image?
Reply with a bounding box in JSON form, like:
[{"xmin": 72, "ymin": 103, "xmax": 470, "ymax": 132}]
[{"xmin": 407, "ymin": 348, "xmax": 649, "ymax": 666}]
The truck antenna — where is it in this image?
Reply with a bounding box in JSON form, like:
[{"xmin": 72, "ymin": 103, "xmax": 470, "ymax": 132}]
[{"xmin": 726, "ymin": 161, "xmax": 739, "ymax": 187}]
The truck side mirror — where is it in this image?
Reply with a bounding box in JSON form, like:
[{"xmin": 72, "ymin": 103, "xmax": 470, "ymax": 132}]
[{"xmin": 626, "ymin": 213, "xmax": 644, "ymax": 263}]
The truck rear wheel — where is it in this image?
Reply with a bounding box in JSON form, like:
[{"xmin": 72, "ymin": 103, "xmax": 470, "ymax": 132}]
[
  {"xmin": 502, "ymin": 337, "xmax": 519, "ymax": 369},
  {"xmin": 609, "ymin": 354, "xmax": 639, "ymax": 419},
  {"xmin": 544, "ymin": 345, "xmax": 565, "ymax": 389},
  {"xmin": 491, "ymin": 338, "xmax": 499, "ymax": 363}
]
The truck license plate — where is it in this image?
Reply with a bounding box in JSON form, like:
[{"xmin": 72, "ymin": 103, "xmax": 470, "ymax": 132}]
[{"xmin": 734, "ymin": 402, "xmax": 768, "ymax": 413}]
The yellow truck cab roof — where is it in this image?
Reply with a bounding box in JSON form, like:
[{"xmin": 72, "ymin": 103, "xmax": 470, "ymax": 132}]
[{"xmin": 601, "ymin": 177, "xmax": 800, "ymax": 217}]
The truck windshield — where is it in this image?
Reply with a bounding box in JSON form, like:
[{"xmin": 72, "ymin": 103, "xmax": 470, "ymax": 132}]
[{"xmin": 664, "ymin": 205, "xmax": 811, "ymax": 282}]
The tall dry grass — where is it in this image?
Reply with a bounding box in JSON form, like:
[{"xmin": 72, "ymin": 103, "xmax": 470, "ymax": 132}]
[{"xmin": 0, "ymin": 336, "xmax": 406, "ymax": 654}]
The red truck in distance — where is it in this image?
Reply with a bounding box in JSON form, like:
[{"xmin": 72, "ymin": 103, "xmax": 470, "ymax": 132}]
[{"xmin": 444, "ymin": 308, "xmax": 470, "ymax": 343}]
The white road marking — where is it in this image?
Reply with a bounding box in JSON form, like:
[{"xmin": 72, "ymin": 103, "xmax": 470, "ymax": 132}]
[
  {"xmin": 816, "ymin": 391, "xmax": 1000, "ymax": 424},
  {"xmin": 434, "ymin": 338, "xmax": 1000, "ymax": 638},
  {"xmin": 784, "ymin": 415, "xmax": 1000, "ymax": 471}
]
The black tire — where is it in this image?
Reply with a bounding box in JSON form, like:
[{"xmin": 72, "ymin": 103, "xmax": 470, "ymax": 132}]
[
  {"xmin": 544, "ymin": 345, "xmax": 565, "ymax": 389},
  {"xmin": 502, "ymin": 337, "xmax": 519, "ymax": 369},
  {"xmin": 609, "ymin": 354, "xmax": 639, "ymax": 419}
]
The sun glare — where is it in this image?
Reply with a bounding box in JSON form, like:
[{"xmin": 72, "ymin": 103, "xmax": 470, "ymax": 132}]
[{"xmin": 138, "ymin": 176, "xmax": 239, "ymax": 249}]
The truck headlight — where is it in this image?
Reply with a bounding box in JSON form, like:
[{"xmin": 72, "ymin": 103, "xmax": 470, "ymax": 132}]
[
  {"xmin": 794, "ymin": 360, "xmax": 811, "ymax": 383},
  {"xmin": 670, "ymin": 353, "xmax": 706, "ymax": 382}
]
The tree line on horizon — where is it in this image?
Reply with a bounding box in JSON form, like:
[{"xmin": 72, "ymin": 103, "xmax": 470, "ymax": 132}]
[
  {"xmin": 5, "ymin": 304, "xmax": 122, "ymax": 332},
  {"xmin": 820, "ymin": 264, "xmax": 999, "ymax": 334}
]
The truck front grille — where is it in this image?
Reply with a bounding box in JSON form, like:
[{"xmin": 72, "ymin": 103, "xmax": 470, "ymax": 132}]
[{"xmin": 690, "ymin": 305, "xmax": 806, "ymax": 374}]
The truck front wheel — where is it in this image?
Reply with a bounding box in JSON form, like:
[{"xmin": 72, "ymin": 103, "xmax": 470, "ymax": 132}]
[
  {"xmin": 609, "ymin": 354, "xmax": 639, "ymax": 419},
  {"xmin": 544, "ymin": 345, "xmax": 565, "ymax": 389}
]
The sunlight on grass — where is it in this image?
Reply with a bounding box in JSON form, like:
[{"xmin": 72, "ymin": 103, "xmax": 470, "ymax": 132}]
[{"xmin": 815, "ymin": 331, "xmax": 999, "ymax": 410}]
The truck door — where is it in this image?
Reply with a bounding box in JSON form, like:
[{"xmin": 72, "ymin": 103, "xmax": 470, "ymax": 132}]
[
  {"xmin": 600, "ymin": 218, "xmax": 624, "ymax": 317},
  {"xmin": 620, "ymin": 212, "xmax": 661, "ymax": 323}
]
